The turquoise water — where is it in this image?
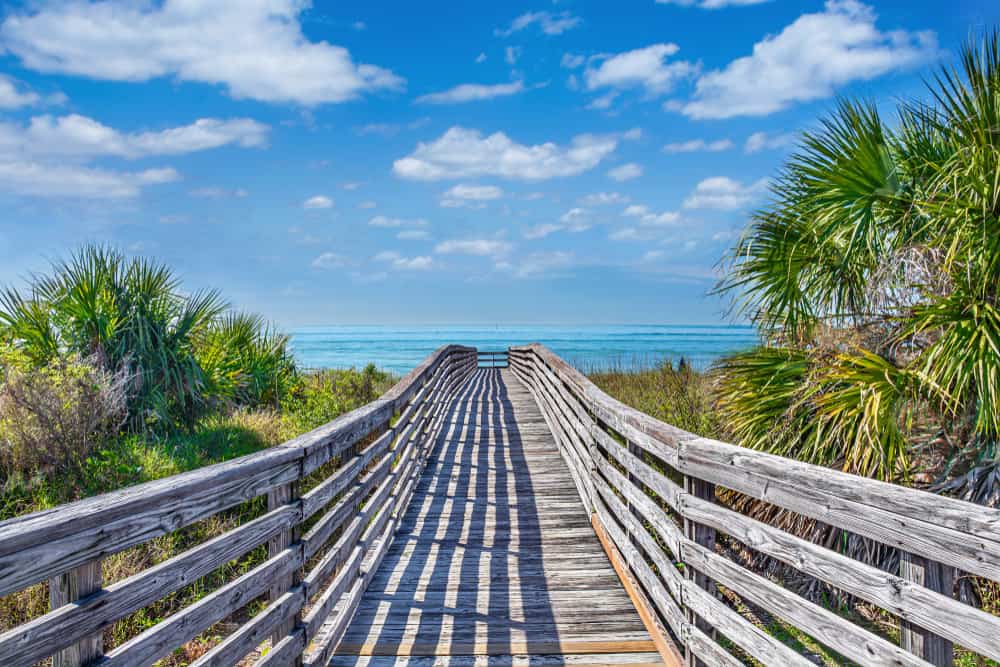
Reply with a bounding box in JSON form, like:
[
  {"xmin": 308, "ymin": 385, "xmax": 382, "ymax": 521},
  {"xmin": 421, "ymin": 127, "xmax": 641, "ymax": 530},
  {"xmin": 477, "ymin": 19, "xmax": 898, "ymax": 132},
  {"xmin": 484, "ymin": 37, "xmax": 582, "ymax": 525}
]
[{"xmin": 289, "ymin": 325, "xmax": 757, "ymax": 374}]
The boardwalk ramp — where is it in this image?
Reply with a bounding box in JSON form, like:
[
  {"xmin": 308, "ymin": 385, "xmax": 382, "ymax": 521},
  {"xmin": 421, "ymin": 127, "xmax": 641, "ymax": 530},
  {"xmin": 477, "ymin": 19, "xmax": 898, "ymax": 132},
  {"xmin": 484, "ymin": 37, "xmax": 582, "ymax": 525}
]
[{"xmin": 2, "ymin": 344, "xmax": 1000, "ymax": 667}]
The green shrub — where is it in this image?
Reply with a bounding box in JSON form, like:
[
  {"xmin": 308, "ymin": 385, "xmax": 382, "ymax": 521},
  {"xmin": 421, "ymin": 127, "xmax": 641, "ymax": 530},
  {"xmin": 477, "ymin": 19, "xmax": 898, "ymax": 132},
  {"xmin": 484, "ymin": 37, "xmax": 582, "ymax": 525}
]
[
  {"xmin": 0, "ymin": 344, "xmax": 128, "ymax": 481},
  {"xmin": 196, "ymin": 312, "xmax": 297, "ymax": 411},
  {"xmin": 282, "ymin": 364, "xmax": 393, "ymax": 434}
]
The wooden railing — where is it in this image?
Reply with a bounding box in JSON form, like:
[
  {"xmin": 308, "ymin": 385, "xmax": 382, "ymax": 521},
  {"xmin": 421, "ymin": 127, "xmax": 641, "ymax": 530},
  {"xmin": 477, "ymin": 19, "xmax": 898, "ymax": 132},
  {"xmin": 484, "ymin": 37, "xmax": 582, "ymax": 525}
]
[
  {"xmin": 0, "ymin": 345, "xmax": 476, "ymax": 667},
  {"xmin": 509, "ymin": 343, "xmax": 1000, "ymax": 667},
  {"xmin": 476, "ymin": 349, "xmax": 509, "ymax": 368}
]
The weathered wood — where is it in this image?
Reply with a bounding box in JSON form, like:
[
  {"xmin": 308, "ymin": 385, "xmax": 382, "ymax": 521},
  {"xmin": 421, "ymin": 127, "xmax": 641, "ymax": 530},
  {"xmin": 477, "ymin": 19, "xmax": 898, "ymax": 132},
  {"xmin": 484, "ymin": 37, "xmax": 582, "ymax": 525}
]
[
  {"xmin": 0, "ymin": 504, "xmax": 296, "ymax": 667},
  {"xmin": 267, "ymin": 481, "xmax": 301, "ymax": 653},
  {"xmin": 683, "ymin": 476, "xmax": 716, "ymax": 667},
  {"xmin": 900, "ymin": 552, "xmax": 955, "ymax": 666},
  {"xmin": 50, "ymin": 560, "xmax": 102, "ymax": 667}
]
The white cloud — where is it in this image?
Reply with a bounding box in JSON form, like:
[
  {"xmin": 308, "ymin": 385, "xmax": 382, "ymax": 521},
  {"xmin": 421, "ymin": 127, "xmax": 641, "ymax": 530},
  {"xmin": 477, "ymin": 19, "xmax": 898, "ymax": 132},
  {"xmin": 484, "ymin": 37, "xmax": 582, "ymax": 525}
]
[
  {"xmin": 417, "ymin": 81, "xmax": 525, "ymax": 104},
  {"xmin": 623, "ymin": 127, "xmax": 643, "ymax": 141},
  {"xmin": 441, "ymin": 183, "xmax": 503, "ymax": 207},
  {"xmin": 579, "ymin": 192, "xmax": 629, "ymax": 206},
  {"xmin": 476, "ymin": 52, "xmax": 487, "ymax": 64},
  {"xmin": 678, "ymin": 1, "xmax": 939, "ymax": 119},
  {"xmin": 0, "ymin": 114, "xmax": 268, "ymax": 160},
  {"xmin": 505, "ymin": 46, "xmax": 522, "ymax": 66},
  {"xmin": 435, "ymin": 239, "xmax": 512, "ymax": 257},
  {"xmin": 393, "ymin": 127, "xmax": 618, "ymax": 182},
  {"xmin": 397, "ymin": 229, "xmax": 430, "ymax": 240},
  {"xmin": 1, "ymin": 0, "xmax": 404, "ymax": 105},
  {"xmin": 608, "ymin": 163, "xmax": 642, "ymax": 182},
  {"xmin": 524, "ymin": 223, "xmax": 563, "ymax": 240},
  {"xmin": 585, "ymin": 44, "xmax": 697, "ymax": 96},
  {"xmin": 190, "ymin": 186, "xmax": 248, "ymax": 198},
  {"xmin": 375, "ymin": 251, "xmax": 434, "ymax": 271},
  {"xmin": 369, "ymin": 215, "xmax": 427, "ymax": 228},
  {"xmin": 683, "ymin": 176, "xmax": 768, "ymax": 210},
  {"xmin": 525, "ymin": 208, "xmax": 592, "ymax": 239},
  {"xmin": 656, "ymin": 0, "xmax": 772, "ymax": 8},
  {"xmin": 311, "ymin": 252, "xmax": 348, "ymax": 269},
  {"xmin": 561, "ymin": 53, "xmax": 585, "ymax": 69},
  {"xmin": 623, "ymin": 204, "xmax": 681, "ymax": 226},
  {"xmin": 744, "ymin": 131, "xmax": 796, "ymax": 153},
  {"xmin": 303, "ymin": 195, "xmax": 333, "ymax": 209},
  {"xmin": 510, "ymin": 251, "xmax": 574, "ymax": 278},
  {"xmin": 0, "ymin": 161, "xmax": 178, "ymax": 199},
  {"xmin": 496, "ymin": 11, "xmax": 582, "ymax": 37},
  {"xmin": 663, "ymin": 138, "xmax": 734, "ymax": 153},
  {"xmin": 0, "ymin": 74, "xmax": 39, "ymax": 108},
  {"xmin": 355, "ymin": 123, "xmax": 399, "ymax": 137}
]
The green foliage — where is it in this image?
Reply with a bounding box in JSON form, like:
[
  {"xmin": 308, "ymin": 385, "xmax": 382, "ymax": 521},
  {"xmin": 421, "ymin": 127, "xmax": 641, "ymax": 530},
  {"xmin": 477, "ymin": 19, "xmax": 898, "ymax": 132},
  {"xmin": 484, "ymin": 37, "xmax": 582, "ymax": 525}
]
[
  {"xmin": 588, "ymin": 359, "xmax": 720, "ymax": 438},
  {"xmin": 716, "ymin": 32, "xmax": 1000, "ymax": 486},
  {"xmin": 0, "ymin": 344, "xmax": 128, "ymax": 481},
  {"xmin": 196, "ymin": 312, "xmax": 297, "ymax": 411},
  {"xmin": 0, "ymin": 245, "xmax": 296, "ymax": 430},
  {"xmin": 281, "ymin": 364, "xmax": 393, "ymax": 435}
]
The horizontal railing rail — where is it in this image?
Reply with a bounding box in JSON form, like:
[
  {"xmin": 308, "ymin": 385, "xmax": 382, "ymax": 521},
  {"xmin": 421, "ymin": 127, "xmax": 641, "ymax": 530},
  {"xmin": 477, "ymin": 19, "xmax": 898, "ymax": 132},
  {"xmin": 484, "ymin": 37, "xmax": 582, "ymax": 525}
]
[
  {"xmin": 476, "ymin": 349, "xmax": 509, "ymax": 368},
  {"xmin": 0, "ymin": 345, "xmax": 477, "ymax": 667},
  {"xmin": 509, "ymin": 343, "xmax": 1000, "ymax": 667}
]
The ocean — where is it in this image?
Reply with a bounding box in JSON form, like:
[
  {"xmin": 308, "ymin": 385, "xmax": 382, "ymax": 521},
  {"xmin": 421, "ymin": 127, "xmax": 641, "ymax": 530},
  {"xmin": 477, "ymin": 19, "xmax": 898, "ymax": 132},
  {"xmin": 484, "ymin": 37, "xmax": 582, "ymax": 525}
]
[{"xmin": 289, "ymin": 324, "xmax": 757, "ymax": 374}]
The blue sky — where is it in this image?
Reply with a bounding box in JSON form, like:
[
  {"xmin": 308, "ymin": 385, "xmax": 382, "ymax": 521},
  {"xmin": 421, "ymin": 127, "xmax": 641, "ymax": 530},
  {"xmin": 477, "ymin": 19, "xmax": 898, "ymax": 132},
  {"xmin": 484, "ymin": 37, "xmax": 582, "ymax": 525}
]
[{"xmin": 0, "ymin": 0, "xmax": 992, "ymax": 326}]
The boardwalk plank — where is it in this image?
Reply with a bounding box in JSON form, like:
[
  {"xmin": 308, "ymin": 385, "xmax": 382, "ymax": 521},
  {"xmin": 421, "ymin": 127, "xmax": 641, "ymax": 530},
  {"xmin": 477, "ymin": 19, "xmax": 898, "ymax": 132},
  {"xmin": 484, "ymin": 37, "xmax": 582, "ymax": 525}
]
[{"xmin": 331, "ymin": 368, "xmax": 661, "ymax": 666}]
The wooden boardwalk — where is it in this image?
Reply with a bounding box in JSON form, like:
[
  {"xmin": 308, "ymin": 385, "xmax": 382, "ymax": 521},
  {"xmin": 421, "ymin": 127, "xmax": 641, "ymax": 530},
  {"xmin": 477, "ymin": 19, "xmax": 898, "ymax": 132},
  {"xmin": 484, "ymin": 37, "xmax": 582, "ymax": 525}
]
[{"xmin": 330, "ymin": 368, "xmax": 663, "ymax": 666}]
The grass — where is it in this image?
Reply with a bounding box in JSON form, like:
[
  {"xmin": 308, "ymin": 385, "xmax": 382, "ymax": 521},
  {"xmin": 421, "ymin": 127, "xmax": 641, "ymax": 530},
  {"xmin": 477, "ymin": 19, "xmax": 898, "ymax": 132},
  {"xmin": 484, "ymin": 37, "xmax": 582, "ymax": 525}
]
[{"xmin": 0, "ymin": 364, "xmax": 395, "ymax": 664}]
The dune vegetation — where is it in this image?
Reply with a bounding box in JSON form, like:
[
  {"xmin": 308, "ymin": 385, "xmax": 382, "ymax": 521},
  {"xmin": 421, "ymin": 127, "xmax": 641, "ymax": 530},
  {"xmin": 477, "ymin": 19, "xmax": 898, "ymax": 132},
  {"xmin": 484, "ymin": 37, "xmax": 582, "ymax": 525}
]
[{"xmin": 0, "ymin": 245, "xmax": 393, "ymax": 659}]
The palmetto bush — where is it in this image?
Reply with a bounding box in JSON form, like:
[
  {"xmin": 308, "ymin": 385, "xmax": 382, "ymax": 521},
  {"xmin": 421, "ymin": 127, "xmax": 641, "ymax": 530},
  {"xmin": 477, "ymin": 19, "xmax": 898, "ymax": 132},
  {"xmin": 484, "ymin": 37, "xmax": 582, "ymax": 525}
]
[
  {"xmin": 0, "ymin": 245, "xmax": 294, "ymax": 431},
  {"xmin": 716, "ymin": 32, "xmax": 1000, "ymax": 503}
]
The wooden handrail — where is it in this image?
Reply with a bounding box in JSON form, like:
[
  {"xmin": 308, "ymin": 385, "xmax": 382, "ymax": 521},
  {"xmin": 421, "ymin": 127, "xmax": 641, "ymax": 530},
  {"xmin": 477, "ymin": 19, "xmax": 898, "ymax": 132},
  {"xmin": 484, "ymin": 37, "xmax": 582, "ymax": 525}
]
[
  {"xmin": 509, "ymin": 343, "xmax": 1000, "ymax": 667},
  {"xmin": 0, "ymin": 345, "xmax": 477, "ymax": 667}
]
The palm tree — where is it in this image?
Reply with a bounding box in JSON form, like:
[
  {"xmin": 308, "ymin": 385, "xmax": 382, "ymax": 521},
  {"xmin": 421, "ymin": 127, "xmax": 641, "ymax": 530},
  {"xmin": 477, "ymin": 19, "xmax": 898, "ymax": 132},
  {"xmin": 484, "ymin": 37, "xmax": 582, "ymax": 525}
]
[{"xmin": 716, "ymin": 31, "xmax": 1000, "ymax": 504}]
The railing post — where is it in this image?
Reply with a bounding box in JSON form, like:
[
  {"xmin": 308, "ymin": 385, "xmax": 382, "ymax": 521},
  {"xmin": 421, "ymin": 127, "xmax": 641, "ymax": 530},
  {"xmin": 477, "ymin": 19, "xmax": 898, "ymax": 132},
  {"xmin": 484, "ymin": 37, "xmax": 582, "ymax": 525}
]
[
  {"xmin": 268, "ymin": 480, "xmax": 302, "ymax": 663},
  {"xmin": 50, "ymin": 560, "xmax": 103, "ymax": 667},
  {"xmin": 899, "ymin": 551, "xmax": 954, "ymax": 666},
  {"xmin": 683, "ymin": 476, "xmax": 716, "ymax": 667}
]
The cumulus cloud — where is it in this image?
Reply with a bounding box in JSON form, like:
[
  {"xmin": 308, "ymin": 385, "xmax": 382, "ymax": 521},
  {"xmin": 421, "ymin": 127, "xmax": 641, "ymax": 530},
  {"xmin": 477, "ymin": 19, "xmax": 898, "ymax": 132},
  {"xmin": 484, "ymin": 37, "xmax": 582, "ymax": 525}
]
[
  {"xmin": 495, "ymin": 11, "xmax": 581, "ymax": 37},
  {"xmin": 525, "ymin": 208, "xmax": 594, "ymax": 239},
  {"xmin": 744, "ymin": 131, "xmax": 796, "ymax": 153},
  {"xmin": 561, "ymin": 53, "xmax": 585, "ymax": 69},
  {"xmin": 683, "ymin": 176, "xmax": 768, "ymax": 210},
  {"xmin": 0, "ymin": 112, "xmax": 263, "ymax": 198},
  {"xmin": 375, "ymin": 251, "xmax": 434, "ymax": 271},
  {"xmin": 393, "ymin": 127, "xmax": 618, "ymax": 181},
  {"xmin": 678, "ymin": 1, "xmax": 939, "ymax": 119},
  {"xmin": 579, "ymin": 192, "xmax": 629, "ymax": 206},
  {"xmin": 369, "ymin": 215, "xmax": 427, "ymax": 228},
  {"xmin": 608, "ymin": 163, "xmax": 642, "ymax": 182},
  {"xmin": 190, "ymin": 186, "xmax": 248, "ymax": 198},
  {"xmin": 0, "ymin": 162, "xmax": 178, "ymax": 199},
  {"xmin": 0, "ymin": 74, "xmax": 40, "ymax": 108},
  {"xmin": 397, "ymin": 229, "xmax": 430, "ymax": 241},
  {"xmin": 0, "ymin": 114, "xmax": 268, "ymax": 160},
  {"xmin": 585, "ymin": 44, "xmax": 697, "ymax": 96},
  {"xmin": 0, "ymin": 0, "xmax": 404, "ymax": 105},
  {"xmin": 663, "ymin": 138, "xmax": 734, "ymax": 153},
  {"xmin": 440, "ymin": 183, "xmax": 503, "ymax": 208},
  {"xmin": 417, "ymin": 81, "xmax": 525, "ymax": 104},
  {"xmin": 623, "ymin": 204, "xmax": 681, "ymax": 226},
  {"xmin": 303, "ymin": 195, "xmax": 333, "ymax": 209},
  {"xmin": 435, "ymin": 239, "xmax": 512, "ymax": 257}
]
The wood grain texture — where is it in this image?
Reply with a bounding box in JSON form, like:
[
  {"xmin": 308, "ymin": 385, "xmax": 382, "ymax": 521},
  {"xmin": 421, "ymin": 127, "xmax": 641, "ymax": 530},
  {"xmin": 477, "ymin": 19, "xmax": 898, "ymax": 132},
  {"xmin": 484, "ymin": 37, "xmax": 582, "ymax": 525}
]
[{"xmin": 330, "ymin": 368, "xmax": 662, "ymax": 666}]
